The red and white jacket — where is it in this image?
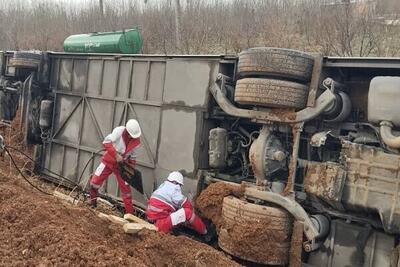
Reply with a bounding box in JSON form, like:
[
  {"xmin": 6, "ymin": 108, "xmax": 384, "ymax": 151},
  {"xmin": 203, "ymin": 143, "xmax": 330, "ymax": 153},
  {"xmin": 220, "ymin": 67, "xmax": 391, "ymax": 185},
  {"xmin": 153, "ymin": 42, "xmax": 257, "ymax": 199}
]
[
  {"xmin": 146, "ymin": 181, "xmax": 192, "ymax": 220},
  {"xmin": 101, "ymin": 126, "xmax": 141, "ymax": 169}
]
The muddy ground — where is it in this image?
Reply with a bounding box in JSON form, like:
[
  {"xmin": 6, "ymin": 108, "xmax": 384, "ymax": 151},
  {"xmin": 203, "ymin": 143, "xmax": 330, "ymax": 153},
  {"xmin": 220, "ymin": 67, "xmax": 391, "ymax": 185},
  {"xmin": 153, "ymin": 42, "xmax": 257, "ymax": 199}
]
[
  {"xmin": 0, "ymin": 116, "xmax": 241, "ymax": 267},
  {"xmin": 0, "ymin": 175, "xmax": 241, "ymax": 267}
]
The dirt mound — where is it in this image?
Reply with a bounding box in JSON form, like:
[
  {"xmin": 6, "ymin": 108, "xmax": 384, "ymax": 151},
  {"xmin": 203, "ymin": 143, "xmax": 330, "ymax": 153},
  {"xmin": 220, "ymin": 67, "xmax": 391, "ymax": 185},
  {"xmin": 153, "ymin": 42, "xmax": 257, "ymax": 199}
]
[
  {"xmin": 0, "ymin": 176, "xmax": 240, "ymax": 267},
  {"xmin": 195, "ymin": 182, "xmax": 244, "ymax": 230}
]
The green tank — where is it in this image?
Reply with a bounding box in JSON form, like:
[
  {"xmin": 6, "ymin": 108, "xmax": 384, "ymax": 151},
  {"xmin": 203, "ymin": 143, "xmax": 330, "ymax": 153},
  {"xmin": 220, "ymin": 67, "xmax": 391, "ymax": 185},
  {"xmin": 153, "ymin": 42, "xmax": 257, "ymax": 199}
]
[{"xmin": 63, "ymin": 29, "xmax": 143, "ymax": 54}]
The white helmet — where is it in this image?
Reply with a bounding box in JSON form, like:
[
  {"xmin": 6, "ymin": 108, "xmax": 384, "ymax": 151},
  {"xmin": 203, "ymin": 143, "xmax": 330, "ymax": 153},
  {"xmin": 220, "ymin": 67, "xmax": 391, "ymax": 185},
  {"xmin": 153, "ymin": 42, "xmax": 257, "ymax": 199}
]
[
  {"xmin": 126, "ymin": 119, "xmax": 141, "ymax": 138},
  {"xmin": 167, "ymin": 171, "xmax": 184, "ymax": 185}
]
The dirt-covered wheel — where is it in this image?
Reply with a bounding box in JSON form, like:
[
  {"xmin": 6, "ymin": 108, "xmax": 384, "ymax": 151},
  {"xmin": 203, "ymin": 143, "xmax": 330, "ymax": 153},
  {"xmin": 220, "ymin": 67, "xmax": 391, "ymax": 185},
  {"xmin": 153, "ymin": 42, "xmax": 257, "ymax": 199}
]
[
  {"xmin": 237, "ymin": 47, "xmax": 314, "ymax": 82},
  {"xmin": 218, "ymin": 196, "xmax": 292, "ymax": 265},
  {"xmin": 234, "ymin": 77, "xmax": 309, "ymax": 109},
  {"xmin": 9, "ymin": 51, "xmax": 42, "ymax": 69}
]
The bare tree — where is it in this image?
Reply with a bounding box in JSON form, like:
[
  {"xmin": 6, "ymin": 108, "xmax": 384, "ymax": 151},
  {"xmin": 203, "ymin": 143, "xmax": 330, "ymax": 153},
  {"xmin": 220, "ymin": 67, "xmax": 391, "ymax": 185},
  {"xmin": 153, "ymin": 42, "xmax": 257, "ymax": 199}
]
[
  {"xmin": 99, "ymin": 0, "xmax": 104, "ymax": 23},
  {"xmin": 174, "ymin": 0, "xmax": 182, "ymax": 52},
  {"xmin": 0, "ymin": 0, "xmax": 399, "ymax": 56}
]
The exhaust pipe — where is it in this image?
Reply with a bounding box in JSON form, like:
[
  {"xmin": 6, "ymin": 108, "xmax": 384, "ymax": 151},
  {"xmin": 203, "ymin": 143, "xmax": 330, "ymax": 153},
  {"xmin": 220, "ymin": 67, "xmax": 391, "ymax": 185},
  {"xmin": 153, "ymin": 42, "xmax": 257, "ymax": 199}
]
[{"xmin": 380, "ymin": 121, "xmax": 400, "ymax": 148}]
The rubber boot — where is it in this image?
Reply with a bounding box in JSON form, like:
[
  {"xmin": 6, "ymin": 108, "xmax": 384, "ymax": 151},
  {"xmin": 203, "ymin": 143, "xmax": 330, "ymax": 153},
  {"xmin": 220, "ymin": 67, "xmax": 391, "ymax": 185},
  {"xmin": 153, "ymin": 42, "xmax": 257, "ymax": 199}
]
[{"xmin": 89, "ymin": 186, "xmax": 98, "ymax": 209}]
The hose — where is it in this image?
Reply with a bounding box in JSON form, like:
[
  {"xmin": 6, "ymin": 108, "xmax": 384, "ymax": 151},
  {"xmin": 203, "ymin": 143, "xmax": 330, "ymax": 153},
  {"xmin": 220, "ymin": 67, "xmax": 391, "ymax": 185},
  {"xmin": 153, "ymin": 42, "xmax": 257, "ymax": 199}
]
[
  {"xmin": 6, "ymin": 145, "xmax": 80, "ymax": 187},
  {"xmin": 380, "ymin": 121, "xmax": 400, "ymax": 149},
  {"xmin": 4, "ymin": 146, "xmax": 52, "ymax": 195}
]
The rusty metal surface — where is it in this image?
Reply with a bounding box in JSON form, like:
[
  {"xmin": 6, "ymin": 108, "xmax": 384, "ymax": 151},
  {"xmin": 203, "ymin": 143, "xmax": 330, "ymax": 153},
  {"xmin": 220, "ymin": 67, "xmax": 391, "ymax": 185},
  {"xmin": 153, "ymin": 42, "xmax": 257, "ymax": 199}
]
[
  {"xmin": 289, "ymin": 221, "xmax": 304, "ymax": 267},
  {"xmin": 249, "ymin": 125, "xmax": 287, "ymax": 184},
  {"xmin": 284, "ymin": 123, "xmax": 303, "ymax": 195},
  {"xmin": 307, "ymin": 54, "xmax": 323, "ymax": 107},
  {"xmin": 341, "ymin": 141, "xmax": 400, "ymax": 234},
  {"xmin": 303, "ymin": 161, "xmax": 346, "ymax": 203},
  {"xmin": 305, "ymin": 142, "xmax": 400, "ymax": 233}
]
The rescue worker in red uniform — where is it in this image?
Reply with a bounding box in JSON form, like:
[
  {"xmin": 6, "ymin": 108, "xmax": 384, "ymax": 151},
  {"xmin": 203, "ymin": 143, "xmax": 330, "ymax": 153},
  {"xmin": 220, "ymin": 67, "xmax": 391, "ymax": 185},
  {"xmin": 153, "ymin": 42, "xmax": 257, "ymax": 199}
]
[
  {"xmin": 89, "ymin": 119, "xmax": 141, "ymax": 214},
  {"xmin": 146, "ymin": 171, "xmax": 207, "ymax": 235}
]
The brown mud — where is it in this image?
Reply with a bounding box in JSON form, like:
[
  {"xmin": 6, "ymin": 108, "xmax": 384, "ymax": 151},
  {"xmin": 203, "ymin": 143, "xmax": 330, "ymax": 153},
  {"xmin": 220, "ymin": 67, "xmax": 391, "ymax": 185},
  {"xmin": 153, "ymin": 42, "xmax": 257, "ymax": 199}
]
[
  {"xmin": 0, "ymin": 113, "xmax": 241, "ymax": 267},
  {"xmin": 195, "ymin": 182, "xmax": 244, "ymax": 230},
  {"xmin": 0, "ymin": 176, "xmax": 241, "ymax": 267}
]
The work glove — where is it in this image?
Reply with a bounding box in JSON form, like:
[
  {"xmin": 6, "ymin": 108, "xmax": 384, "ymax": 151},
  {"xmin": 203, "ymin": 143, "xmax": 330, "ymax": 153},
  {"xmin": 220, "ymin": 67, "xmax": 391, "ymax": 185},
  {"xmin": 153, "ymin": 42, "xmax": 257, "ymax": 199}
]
[{"xmin": 115, "ymin": 153, "xmax": 124, "ymax": 163}]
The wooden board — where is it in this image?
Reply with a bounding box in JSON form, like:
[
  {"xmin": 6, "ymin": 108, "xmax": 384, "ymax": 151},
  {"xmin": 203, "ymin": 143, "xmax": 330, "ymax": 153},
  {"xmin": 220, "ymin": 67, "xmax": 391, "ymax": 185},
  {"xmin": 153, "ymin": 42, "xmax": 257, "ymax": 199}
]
[
  {"xmin": 97, "ymin": 212, "xmax": 111, "ymax": 221},
  {"xmin": 124, "ymin": 213, "xmax": 149, "ymax": 225},
  {"xmin": 53, "ymin": 191, "xmax": 79, "ymax": 205},
  {"xmin": 108, "ymin": 215, "xmax": 129, "ymax": 225},
  {"xmin": 123, "ymin": 223, "xmax": 157, "ymax": 234},
  {"xmin": 97, "ymin": 212, "xmax": 129, "ymax": 225}
]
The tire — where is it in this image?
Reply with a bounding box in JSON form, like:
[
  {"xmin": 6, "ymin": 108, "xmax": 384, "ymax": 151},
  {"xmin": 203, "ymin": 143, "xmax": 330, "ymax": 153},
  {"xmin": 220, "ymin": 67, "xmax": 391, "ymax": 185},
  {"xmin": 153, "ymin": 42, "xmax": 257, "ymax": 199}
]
[
  {"xmin": 237, "ymin": 47, "xmax": 314, "ymax": 82},
  {"xmin": 9, "ymin": 51, "xmax": 41, "ymax": 69},
  {"xmin": 218, "ymin": 196, "xmax": 292, "ymax": 265},
  {"xmin": 234, "ymin": 78, "xmax": 309, "ymax": 110}
]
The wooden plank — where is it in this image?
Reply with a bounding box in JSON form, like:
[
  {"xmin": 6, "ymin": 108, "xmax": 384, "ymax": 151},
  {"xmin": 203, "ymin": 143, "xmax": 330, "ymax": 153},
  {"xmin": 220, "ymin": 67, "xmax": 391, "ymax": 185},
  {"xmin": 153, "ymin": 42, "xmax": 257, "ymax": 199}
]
[
  {"xmin": 108, "ymin": 215, "xmax": 129, "ymax": 225},
  {"xmin": 97, "ymin": 212, "xmax": 129, "ymax": 225},
  {"xmin": 97, "ymin": 212, "xmax": 111, "ymax": 221},
  {"xmin": 53, "ymin": 191, "xmax": 79, "ymax": 205},
  {"xmin": 123, "ymin": 223, "xmax": 157, "ymax": 234},
  {"xmin": 124, "ymin": 213, "xmax": 150, "ymax": 225}
]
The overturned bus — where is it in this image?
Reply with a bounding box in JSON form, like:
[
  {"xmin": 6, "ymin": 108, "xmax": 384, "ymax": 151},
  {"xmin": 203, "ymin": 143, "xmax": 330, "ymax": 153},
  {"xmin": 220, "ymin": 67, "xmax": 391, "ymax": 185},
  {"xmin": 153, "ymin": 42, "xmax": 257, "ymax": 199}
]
[{"xmin": 1, "ymin": 47, "xmax": 400, "ymax": 266}]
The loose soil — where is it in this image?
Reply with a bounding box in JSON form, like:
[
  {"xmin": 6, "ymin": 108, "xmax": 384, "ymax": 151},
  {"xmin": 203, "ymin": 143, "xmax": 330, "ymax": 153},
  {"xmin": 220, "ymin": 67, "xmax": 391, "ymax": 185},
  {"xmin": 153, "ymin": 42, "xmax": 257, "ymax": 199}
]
[
  {"xmin": 0, "ymin": 176, "xmax": 241, "ymax": 267},
  {"xmin": 195, "ymin": 182, "xmax": 244, "ymax": 230},
  {"xmin": 0, "ymin": 113, "xmax": 242, "ymax": 266}
]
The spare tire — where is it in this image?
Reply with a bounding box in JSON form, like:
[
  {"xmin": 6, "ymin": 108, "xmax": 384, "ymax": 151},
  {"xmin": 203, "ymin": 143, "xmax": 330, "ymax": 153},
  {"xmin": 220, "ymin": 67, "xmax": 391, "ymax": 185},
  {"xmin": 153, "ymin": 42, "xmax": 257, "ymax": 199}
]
[
  {"xmin": 218, "ymin": 196, "xmax": 292, "ymax": 265},
  {"xmin": 9, "ymin": 51, "xmax": 42, "ymax": 69},
  {"xmin": 234, "ymin": 78, "xmax": 309, "ymax": 110},
  {"xmin": 237, "ymin": 47, "xmax": 314, "ymax": 82}
]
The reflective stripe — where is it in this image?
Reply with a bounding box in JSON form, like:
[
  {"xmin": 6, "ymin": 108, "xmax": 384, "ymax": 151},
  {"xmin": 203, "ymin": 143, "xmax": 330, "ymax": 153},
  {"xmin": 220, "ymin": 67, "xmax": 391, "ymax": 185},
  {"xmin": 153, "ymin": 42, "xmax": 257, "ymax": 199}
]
[
  {"xmin": 152, "ymin": 195, "xmax": 176, "ymax": 211},
  {"xmin": 170, "ymin": 208, "xmax": 186, "ymax": 226},
  {"xmin": 94, "ymin": 163, "xmax": 106, "ymax": 176},
  {"xmin": 189, "ymin": 212, "xmax": 196, "ymax": 224},
  {"xmin": 90, "ymin": 182, "xmax": 101, "ymax": 189},
  {"xmin": 147, "ymin": 204, "xmax": 164, "ymax": 213}
]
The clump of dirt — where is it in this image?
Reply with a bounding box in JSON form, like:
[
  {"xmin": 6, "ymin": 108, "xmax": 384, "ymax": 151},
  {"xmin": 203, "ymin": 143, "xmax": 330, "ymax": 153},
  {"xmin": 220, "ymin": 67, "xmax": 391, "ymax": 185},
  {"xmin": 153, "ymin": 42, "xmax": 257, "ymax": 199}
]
[
  {"xmin": 195, "ymin": 182, "xmax": 244, "ymax": 230},
  {"xmin": 218, "ymin": 217, "xmax": 292, "ymax": 265},
  {"xmin": 0, "ymin": 176, "xmax": 241, "ymax": 267}
]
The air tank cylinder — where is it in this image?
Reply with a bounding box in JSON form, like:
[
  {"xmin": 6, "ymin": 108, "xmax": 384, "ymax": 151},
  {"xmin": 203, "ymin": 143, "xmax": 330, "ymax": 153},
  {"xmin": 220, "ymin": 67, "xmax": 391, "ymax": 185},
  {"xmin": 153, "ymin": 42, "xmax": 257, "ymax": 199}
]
[
  {"xmin": 209, "ymin": 128, "xmax": 228, "ymax": 169},
  {"xmin": 39, "ymin": 100, "xmax": 53, "ymax": 129},
  {"xmin": 63, "ymin": 29, "xmax": 143, "ymax": 54}
]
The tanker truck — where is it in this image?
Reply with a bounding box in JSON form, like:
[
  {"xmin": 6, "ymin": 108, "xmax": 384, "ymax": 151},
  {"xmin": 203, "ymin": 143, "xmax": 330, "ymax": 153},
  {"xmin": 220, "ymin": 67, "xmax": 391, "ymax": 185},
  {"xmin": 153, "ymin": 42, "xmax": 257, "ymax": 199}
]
[{"xmin": 1, "ymin": 43, "xmax": 400, "ymax": 266}]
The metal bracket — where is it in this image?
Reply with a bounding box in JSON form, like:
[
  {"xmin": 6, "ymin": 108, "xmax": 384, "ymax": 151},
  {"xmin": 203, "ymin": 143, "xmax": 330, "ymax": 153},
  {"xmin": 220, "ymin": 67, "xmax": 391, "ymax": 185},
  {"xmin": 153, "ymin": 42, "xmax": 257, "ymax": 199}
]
[
  {"xmin": 210, "ymin": 74, "xmax": 336, "ymax": 124},
  {"xmin": 307, "ymin": 54, "xmax": 323, "ymax": 107}
]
